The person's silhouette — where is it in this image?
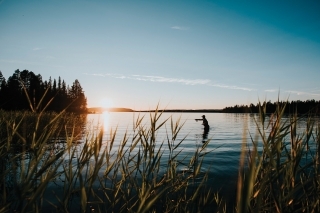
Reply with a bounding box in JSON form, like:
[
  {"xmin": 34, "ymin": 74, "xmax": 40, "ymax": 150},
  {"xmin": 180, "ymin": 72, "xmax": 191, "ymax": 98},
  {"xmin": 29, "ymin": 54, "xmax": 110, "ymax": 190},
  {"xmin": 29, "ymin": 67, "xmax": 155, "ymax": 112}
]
[{"xmin": 196, "ymin": 115, "xmax": 210, "ymax": 142}]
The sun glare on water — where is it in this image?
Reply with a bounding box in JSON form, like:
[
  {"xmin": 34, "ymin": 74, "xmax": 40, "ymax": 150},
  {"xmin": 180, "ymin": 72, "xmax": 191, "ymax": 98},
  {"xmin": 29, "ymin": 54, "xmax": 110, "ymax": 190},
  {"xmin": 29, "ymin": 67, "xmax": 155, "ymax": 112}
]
[
  {"xmin": 102, "ymin": 112, "xmax": 110, "ymax": 131},
  {"xmin": 99, "ymin": 98, "xmax": 114, "ymax": 130}
]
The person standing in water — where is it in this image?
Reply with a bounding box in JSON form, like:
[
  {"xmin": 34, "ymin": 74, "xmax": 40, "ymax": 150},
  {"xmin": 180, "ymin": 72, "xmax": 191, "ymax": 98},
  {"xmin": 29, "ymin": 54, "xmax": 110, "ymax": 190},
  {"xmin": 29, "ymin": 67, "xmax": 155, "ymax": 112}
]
[{"xmin": 195, "ymin": 115, "xmax": 210, "ymax": 142}]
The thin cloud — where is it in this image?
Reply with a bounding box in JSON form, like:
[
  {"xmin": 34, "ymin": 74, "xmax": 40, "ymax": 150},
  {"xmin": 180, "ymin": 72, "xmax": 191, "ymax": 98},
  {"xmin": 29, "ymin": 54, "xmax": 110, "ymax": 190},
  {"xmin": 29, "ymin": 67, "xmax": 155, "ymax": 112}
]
[
  {"xmin": 208, "ymin": 83, "xmax": 254, "ymax": 91},
  {"xmin": 85, "ymin": 73, "xmax": 256, "ymax": 91},
  {"xmin": 265, "ymin": 89, "xmax": 278, "ymax": 92},
  {"xmin": 92, "ymin": 73, "xmax": 209, "ymax": 85},
  {"xmin": 285, "ymin": 90, "xmax": 320, "ymax": 97},
  {"xmin": 91, "ymin": 73, "xmax": 105, "ymax": 77},
  {"xmin": 131, "ymin": 75, "xmax": 209, "ymax": 85},
  {"xmin": 171, "ymin": 26, "xmax": 189, "ymax": 30}
]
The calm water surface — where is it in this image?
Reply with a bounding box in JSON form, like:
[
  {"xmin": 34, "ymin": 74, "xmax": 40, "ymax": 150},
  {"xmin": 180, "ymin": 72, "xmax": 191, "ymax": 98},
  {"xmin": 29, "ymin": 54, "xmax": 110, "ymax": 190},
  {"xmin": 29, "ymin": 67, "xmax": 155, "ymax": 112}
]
[{"xmin": 84, "ymin": 112, "xmax": 313, "ymax": 193}]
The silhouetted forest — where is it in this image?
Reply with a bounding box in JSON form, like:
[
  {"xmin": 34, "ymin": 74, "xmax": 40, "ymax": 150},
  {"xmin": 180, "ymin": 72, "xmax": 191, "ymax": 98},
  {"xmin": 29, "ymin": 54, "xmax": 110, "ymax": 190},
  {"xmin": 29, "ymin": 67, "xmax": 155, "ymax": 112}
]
[
  {"xmin": 222, "ymin": 100, "xmax": 320, "ymax": 114},
  {"xmin": 0, "ymin": 69, "xmax": 87, "ymax": 113}
]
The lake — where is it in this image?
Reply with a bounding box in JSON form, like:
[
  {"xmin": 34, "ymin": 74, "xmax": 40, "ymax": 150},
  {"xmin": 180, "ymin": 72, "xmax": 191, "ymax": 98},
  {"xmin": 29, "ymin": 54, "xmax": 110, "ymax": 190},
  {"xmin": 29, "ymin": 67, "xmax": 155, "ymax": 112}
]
[{"xmin": 84, "ymin": 112, "xmax": 313, "ymax": 196}]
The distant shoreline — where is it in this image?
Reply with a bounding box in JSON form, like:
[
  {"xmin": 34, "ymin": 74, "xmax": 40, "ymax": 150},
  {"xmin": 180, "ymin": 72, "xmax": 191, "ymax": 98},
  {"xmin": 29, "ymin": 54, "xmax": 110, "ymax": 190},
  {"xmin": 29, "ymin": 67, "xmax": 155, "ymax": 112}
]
[
  {"xmin": 87, "ymin": 107, "xmax": 223, "ymax": 114},
  {"xmin": 136, "ymin": 109, "xmax": 223, "ymax": 113},
  {"xmin": 87, "ymin": 107, "xmax": 134, "ymax": 113}
]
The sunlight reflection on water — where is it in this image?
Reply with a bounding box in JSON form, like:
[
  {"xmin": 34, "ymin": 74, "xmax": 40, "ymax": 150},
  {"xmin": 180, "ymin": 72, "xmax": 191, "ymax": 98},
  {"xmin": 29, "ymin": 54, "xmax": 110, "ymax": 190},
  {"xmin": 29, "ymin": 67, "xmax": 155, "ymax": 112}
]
[
  {"xmin": 84, "ymin": 112, "xmax": 316, "ymax": 183},
  {"xmin": 102, "ymin": 111, "xmax": 110, "ymax": 131}
]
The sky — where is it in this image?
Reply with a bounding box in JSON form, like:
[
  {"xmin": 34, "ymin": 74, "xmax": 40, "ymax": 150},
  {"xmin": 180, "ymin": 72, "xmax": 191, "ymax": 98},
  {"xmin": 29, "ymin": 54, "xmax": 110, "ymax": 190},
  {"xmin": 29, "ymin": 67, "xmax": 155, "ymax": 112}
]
[{"xmin": 1, "ymin": 0, "xmax": 320, "ymax": 110}]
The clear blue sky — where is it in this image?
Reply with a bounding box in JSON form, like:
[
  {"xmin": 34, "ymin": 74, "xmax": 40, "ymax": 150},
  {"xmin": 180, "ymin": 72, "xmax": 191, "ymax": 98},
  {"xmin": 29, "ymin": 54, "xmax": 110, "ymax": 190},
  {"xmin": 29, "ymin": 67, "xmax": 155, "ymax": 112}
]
[{"xmin": 1, "ymin": 0, "xmax": 320, "ymax": 110}]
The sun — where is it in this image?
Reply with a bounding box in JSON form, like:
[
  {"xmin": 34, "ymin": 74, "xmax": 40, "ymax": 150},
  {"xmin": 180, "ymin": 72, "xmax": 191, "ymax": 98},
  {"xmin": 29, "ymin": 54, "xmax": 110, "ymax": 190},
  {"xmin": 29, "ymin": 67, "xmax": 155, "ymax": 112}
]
[{"xmin": 99, "ymin": 98, "xmax": 114, "ymax": 110}]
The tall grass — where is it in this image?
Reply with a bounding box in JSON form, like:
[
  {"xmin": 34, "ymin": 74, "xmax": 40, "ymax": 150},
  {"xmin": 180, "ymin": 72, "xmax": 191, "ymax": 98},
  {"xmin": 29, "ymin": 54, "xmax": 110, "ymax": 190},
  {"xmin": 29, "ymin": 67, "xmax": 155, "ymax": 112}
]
[
  {"xmin": 0, "ymin": 106, "xmax": 215, "ymax": 212},
  {"xmin": 0, "ymin": 109, "xmax": 85, "ymax": 212},
  {"xmin": 1, "ymin": 99, "xmax": 319, "ymax": 212},
  {"xmin": 236, "ymin": 101, "xmax": 320, "ymax": 213}
]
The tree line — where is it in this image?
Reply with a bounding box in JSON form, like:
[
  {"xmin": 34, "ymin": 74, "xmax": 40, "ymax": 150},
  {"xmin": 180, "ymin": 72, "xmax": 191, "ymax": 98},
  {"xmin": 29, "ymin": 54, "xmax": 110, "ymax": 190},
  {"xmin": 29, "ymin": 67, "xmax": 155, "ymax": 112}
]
[
  {"xmin": 222, "ymin": 100, "xmax": 320, "ymax": 114},
  {"xmin": 0, "ymin": 69, "xmax": 87, "ymax": 113}
]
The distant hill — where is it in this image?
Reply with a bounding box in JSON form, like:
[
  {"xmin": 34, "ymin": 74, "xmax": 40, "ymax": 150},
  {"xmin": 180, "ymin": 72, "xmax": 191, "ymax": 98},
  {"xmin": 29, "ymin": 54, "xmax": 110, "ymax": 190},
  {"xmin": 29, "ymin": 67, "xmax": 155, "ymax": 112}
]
[
  {"xmin": 107, "ymin": 108, "xmax": 134, "ymax": 112},
  {"xmin": 87, "ymin": 107, "xmax": 134, "ymax": 113}
]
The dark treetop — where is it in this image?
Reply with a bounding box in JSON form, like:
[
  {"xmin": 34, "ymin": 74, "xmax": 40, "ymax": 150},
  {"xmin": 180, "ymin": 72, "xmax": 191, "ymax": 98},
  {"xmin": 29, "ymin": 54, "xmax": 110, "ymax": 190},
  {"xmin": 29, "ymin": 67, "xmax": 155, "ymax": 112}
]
[{"xmin": 0, "ymin": 69, "xmax": 87, "ymax": 113}]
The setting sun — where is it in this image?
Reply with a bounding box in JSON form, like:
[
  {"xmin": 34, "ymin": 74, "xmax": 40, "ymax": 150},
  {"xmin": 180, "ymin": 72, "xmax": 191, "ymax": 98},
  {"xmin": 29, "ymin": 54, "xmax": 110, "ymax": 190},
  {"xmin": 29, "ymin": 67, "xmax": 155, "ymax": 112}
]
[{"xmin": 99, "ymin": 98, "xmax": 114, "ymax": 110}]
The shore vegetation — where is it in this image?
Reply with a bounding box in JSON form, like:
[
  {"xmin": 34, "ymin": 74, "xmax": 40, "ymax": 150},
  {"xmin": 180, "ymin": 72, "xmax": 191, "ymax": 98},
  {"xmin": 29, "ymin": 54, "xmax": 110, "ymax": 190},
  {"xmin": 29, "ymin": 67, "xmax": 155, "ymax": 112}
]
[
  {"xmin": 0, "ymin": 84, "xmax": 319, "ymax": 212},
  {"xmin": 0, "ymin": 70, "xmax": 87, "ymax": 113}
]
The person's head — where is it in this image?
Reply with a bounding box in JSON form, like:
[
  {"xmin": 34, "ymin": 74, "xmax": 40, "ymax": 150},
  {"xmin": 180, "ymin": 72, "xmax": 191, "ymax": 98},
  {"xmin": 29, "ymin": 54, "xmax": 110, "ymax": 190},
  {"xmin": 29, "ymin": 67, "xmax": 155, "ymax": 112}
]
[{"xmin": 202, "ymin": 115, "xmax": 205, "ymax": 118}]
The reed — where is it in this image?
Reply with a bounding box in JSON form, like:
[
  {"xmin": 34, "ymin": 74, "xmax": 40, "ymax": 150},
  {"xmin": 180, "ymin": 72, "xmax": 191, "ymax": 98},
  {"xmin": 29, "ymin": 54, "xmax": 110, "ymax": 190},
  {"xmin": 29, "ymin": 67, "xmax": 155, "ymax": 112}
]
[
  {"xmin": 236, "ymin": 101, "xmax": 320, "ymax": 213},
  {"xmin": 1, "ymin": 98, "xmax": 319, "ymax": 212},
  {"xmin": 0, "ymin": 106, "xmax": 216, "ymax": 212}
]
